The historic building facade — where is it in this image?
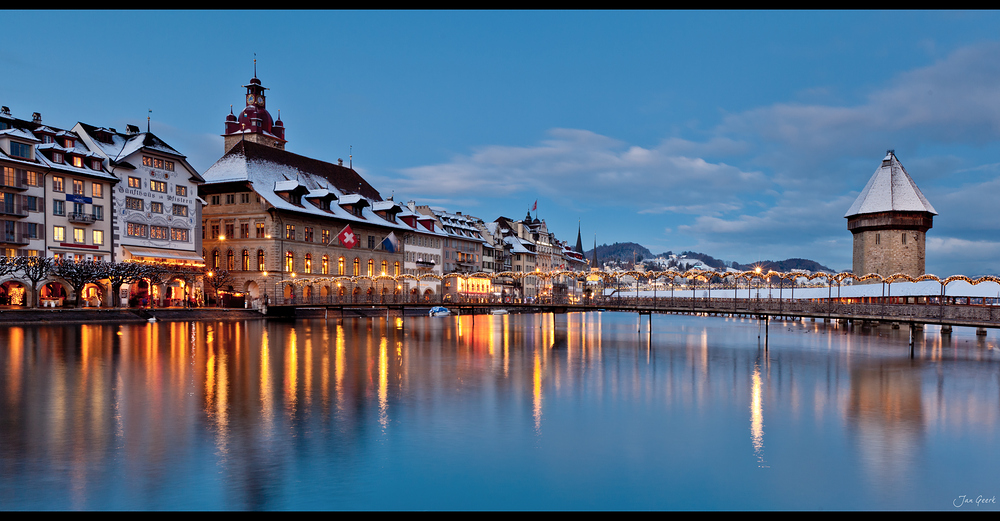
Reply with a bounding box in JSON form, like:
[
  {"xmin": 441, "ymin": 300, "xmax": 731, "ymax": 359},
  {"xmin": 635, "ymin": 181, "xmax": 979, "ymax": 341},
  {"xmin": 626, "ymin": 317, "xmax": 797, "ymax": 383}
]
[
  {"xmin": 846, "ymin": 150, "xmax": 937, "ymax": 280},
  {"xmin": 201, "ymin": 73, "xmax": 407, "ymax": 305}
]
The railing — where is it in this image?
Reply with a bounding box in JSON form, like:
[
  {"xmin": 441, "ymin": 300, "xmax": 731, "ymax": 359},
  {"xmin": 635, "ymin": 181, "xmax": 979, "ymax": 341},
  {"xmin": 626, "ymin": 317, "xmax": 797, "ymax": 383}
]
[
  {"xmin": 265, "ymin": 293, "xmax": 1000, "ymax": 326},
  {"xmin": 68, "ymin": 212, "xmax": 96, "ymax": 224}
]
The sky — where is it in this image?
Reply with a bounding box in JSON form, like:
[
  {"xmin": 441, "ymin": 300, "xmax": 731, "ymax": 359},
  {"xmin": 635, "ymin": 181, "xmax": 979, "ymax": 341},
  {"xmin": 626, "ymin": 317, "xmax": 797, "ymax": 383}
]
[{"xmin": 5, "ymin": 10, "xmax": 1000, "ymax": 275}]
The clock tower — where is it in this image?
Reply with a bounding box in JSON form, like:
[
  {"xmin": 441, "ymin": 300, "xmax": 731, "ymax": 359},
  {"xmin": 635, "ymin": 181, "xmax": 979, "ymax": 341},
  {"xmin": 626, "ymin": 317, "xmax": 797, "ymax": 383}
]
[{"xmin": 224, "ymin": 72, "xmax": 287, "ymax": 153}]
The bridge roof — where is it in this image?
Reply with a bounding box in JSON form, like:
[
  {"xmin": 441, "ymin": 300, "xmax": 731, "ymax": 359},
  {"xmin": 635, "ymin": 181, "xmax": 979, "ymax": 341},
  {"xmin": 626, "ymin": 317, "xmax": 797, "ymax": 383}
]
[{"xmin": 845, "ymin": 150, "xmax": 937, "ymax": 218}]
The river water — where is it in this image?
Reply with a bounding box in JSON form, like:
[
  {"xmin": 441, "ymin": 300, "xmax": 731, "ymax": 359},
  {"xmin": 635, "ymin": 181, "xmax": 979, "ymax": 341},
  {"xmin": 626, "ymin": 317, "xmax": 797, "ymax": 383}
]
[{"xmin": 1, "ymin": 312, "xmax": 998, "ymax": 510}]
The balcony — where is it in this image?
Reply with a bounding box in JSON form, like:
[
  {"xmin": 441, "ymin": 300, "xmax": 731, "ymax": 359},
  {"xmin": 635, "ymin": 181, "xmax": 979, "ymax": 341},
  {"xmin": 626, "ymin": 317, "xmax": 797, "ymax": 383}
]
[
  {"xmin": 0, "ymin": 232, "xmax": 29, "ymax": 245},
  {"xmin": 0, "ymin": 204, "xmax": 27, "ymax": 218},
  {"xmin": 68, "ymin": 212, "xmax": 96, "ymax": 224}
]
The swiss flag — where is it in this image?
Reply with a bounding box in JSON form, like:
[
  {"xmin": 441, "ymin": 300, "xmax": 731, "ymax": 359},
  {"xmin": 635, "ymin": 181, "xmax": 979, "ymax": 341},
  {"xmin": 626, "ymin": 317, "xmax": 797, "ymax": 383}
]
[{"xmin": 338, "ymin": 225, "xmax": 357, "ymax": 249}]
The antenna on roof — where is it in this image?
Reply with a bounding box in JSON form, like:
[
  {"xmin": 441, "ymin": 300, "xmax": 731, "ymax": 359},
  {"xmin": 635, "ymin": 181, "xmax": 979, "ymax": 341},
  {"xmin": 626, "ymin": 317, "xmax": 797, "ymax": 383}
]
[
  {"xmin": 147, "ymin": 109, "xmax": 151, "ymax": 133},
  {"xmin": 254, "ymin": 53, "xmax": 257, "ymax": 77},
  {"xmin": 350, "ymin": 145, "xmax": 353, "ymax": 169}
]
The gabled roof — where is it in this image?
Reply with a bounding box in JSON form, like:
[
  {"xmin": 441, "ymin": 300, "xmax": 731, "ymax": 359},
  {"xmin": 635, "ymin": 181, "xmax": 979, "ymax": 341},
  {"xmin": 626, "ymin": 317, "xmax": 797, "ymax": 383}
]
[{"xmin": 846, "ymin": 151, "xmax": 937, "ymax": 217}]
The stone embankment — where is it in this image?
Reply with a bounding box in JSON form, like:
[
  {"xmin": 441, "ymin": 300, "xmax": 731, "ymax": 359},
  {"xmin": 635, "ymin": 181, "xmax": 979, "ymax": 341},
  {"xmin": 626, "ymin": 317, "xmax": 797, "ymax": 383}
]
[{"xmin": 0, "ymin": 308, "xmax": 264, "ymax": 325}]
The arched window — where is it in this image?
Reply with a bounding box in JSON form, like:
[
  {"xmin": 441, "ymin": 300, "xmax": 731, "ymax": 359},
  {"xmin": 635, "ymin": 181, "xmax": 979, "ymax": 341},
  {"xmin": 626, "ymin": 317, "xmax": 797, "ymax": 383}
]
[
  {"xmin": 367, "ymin": 259, "xmax": 374, "ymax": 277},
  {"xmin": 213, "ymin": 249, "xmax": 220, "ymax": 269},
  {"xmin": 394, "ymin": 261, "xmax": 400, "ymax": 277},
  {"xmin": 353, "ymin": 258, "xmax": 360, "ymax": 276},
  {"xmin": 257, "ymin": 250, "xmax": 266, "ymax": 271},
  {"xmin": 381, "ymin": 260, "xmax": 388, "ymax": 275},
  {"xmin": 322, "ymin": 255, "xmax": 329, "ymax": 275},
  {"xmin": 227, "ymin": 250, "xmax": 234, "ymax": 271},
  {"xmin": 339, "ymin": 256, "xmax": 345, "ymax": 276},
  {"xmin": 286, "ymin": 251, "xmax": 294, "ymax": 273},
  {"xmin": 242, "ymin": 249, "xmax": 250, "ymax": 271},
  {"xmin": 305, "ymin": 253, "xmax": 312, "ymax": 273}
]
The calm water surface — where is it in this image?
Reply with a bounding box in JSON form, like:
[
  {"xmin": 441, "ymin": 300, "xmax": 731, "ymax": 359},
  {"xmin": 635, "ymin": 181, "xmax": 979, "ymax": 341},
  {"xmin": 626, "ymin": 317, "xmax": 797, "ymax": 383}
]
[{"xmin": 1, "ymin": 312, "xmax": 999, "ymax": 510}]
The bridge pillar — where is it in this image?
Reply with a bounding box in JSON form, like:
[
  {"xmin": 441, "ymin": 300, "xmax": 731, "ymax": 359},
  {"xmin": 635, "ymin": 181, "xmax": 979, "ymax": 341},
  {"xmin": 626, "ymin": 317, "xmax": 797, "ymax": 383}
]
[
  {"xmin": 941, "ymin": 325, "xmax": 953, "ymax": 335},
  {"xmin": 977, "ymin": 327, "xmax": 987, "ymax": 336}
]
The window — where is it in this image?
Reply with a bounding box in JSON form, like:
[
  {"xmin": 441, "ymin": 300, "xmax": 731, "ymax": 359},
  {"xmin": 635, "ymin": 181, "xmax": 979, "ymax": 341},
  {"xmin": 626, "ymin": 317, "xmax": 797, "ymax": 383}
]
[
  {"xmin": 25, "ymin": 170, "xmax": 39, "ymax": 186},
  {"xmin": 242, "ymin": 250, "xmax": 250, "ymax": 271},
  {"xmin": 72, "ymin": 157, "xmax": 83, "ymax": 168},
  {"xmin": 176, "ymin": 185, "xmax": 187, "ymax": 197},
  {"xmin": 53, "ymin": 200, "xmax": 64, "ymax": 216},
  {"xmin": 150, "ymin": 180, "xmax": 166, "ymax": 193},
  {"xmin": 125, "ymin": 197, "xmax": 143, "ymax": 210},
  {"xmin": 305, "ymin": 253, "xmax": 312, "ymax": 273},
  {"xmin": 285, "ymin": 251, "xmax": 294, "ymax": 272},
  {"xmin": 93, "ymin": 230, "xmax": 104, "ymax": 245},
  {"xmin": 257, "ymin": 250, "xmax": 266, "ymax": 271},
  {"xmin": 322, "ymin": 229, "xmax": 330, "ymax": 244},
  {"xmin": 127, "ymin": 223, "xmax": 148, "ymax": 237},
  {"xmin": 151, "ymin": 202, "xmax": 163, "ymax": 213},
  {"xmin": 368, "ymin": 236, "xmax": 376, "ymax": 249},
  {"xmin": 92, "ymin": 183, "xmax": 102, "ymax": 198},
  {"xmin": 367, "ymin": 259, "xmax": 374, "ymax": 277},
  {"xmin": 394, "ymin": 261, "xmax": 400, "ymax": 277},
  {"xmin": 171, "ymin": 228, "xmax": 189, "ymax": 242},
  {"xmin": 381, "ymin": 260, "xmax": 388, "ymax": 275},
  {"xmin": 256, "ymin": 223, "xmax": 264, "ymax": 238},
  {"xmin": 53, "ymin": 176, "xmax": 64, "ymax": 192},
  {"xmin": 213, "ymin": 250, "xmax": 219, "ymax": 269},
  {"xmin": 227, "ymin": 250, "xmax": 234, "ymax": 271},
  {"xmin": 128, "ymin": 177, "xmax": 141, "ymax": 189},
  {"xmin": 211, "ymin": 195, "xmax": 220, "ymax": 205},
  {"xmin": 285, "ymin": 224, "xmax": 295, "ymax": 240},
  {"xmin": 74, "ymin": 228, "xmax": 85, "ymax": 243},
  {"xmin": 225, "ymin": 223, "xmax": 234, "ymax": 239},
  {"xmin": 91, "ymin": 159, "xmax": 102, "ymax": 170},
  {"xmin": 240, "ymin": 223, "xmax": 249, "ymax": 238},
  {"xmin": 163, "ymin": 160, "xmax": 174, "ymax": 171},
  {"xmin": 73, "ymin": 202, "xmax": 85, "ymax": 216},
  {"xmin": 225, "ymin": 194, "xmax": 235, "ymax": 204},
  {"xmin": 72, "ymin": 180, "xmax": 84, "ymax": 195},
  {"xmin": 322, "ymin": 255, "xmax": 329, "ymax": 275},
  {"xmin": 240, "ymin": 193, "xmax": 250, "ymax": 203},
  {"xmin": 305, "ymin": 227, "xmax": 313, "ymax": 242},
  {"xmin": 339, "ymin": 257, "xmax": 345, "ymax": 276},
  {"xmin": 902, "ymin": 233, "xmax": 907, "ymax": 245},
  {"xmin": 53, "ymin": 226, "xmax": 65, "ymax": 242},
  {"xmin": 211, "ymin": 224, "xmax": 219, "ymax": 239},
  {"xmin": 26, "ymin": 196, "xmax": 39, "ymax": 212},
  {"xmin": 353, "ymin": 258, "xmax": 359, "ymax": 276},
  {"xmin": 172, "ymin": 205, "xmax": 188, "ymax": 217},
  {"xmin": 150, "ymin": 226, "xmax": 168, "ymax": 240},
  {"xmin": 10, "ymin": 142, "xmax": 31, "ymax": 159}
]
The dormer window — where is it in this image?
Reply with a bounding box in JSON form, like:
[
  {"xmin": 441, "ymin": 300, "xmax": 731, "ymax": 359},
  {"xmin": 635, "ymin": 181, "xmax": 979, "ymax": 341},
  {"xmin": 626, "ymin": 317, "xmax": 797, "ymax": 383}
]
[
  {"xmin": 71, "ymin": 156, "xmax": 82, "ymax": 168},
  {"xmin": 91, "ymin": 159, "xmax": 102, "ymax": 170},
  {"xmin": 51, "ymin": 151, "xmax": 63, "ymax": 164},
  {"xmin": 10, "ymin": 142, "xmax": 31, "ymax": 159},
  {"xmin": 41, "ymin": 135, "xmax": 54, "ymax": 144},
  {"xmin": 62, "ymin": 138, "xmax": 74, "ymax": 148}
]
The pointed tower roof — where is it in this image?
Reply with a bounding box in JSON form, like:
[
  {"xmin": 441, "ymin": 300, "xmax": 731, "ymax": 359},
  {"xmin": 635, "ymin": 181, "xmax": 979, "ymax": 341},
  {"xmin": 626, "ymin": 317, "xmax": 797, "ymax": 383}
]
[
  {"xmin": 574, "ymin": 221, "xmax": 584, "ymax": 254},
  {"xmin": 845, "ymin": 150, "xmax": 937, "ymax": 218}
]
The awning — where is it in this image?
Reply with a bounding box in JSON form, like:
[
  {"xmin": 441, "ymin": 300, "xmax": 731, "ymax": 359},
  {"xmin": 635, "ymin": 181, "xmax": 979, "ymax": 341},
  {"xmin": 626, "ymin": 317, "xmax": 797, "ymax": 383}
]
[{"xmin": 124, "ymin": 246, "xmax": 205, "ymax": 263}]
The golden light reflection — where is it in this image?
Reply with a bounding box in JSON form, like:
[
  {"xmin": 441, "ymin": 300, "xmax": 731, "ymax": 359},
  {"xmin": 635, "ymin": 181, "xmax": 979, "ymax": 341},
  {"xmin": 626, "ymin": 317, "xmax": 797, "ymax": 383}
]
[
  {"xmin": 335, "ymin": 324, "xmax": 345, "ymax": 414},
  {"xmin": 6, "ymin": 327, "xmax": 23, "ymax": 401},
  {"xmin": 533, "ymin": 348, "xmax": 543, "ymax": 434},
  {"xmin": 379, "ymin": 336, "xmax": 388, "ymax": 431},
  {"xmin": 751, "ymin": 361, "xmax": 767, "ymax": 467},
  {"xmin": 285, "ymin": 327, "xmax": 298, "ymax": 415},
  {"xmin": 260, "ymin": 326, "xmax": 273, "ymax": 434}
]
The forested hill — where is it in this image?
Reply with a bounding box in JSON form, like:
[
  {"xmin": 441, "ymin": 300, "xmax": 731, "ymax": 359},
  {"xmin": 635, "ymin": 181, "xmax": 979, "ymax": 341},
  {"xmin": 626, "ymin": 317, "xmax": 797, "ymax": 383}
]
[{"xmin": 583, "ymin": 244, "xmax": 833, "ymax": 273}]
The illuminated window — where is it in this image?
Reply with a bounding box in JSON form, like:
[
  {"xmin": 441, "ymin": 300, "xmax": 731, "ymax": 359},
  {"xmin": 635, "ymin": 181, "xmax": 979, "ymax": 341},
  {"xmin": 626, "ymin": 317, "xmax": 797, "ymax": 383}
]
[
  {"xmin": 53, "ymin": 226, "xmax": 65, "ymax": 242},
  {"xmin": 126, "ymin": 197, "xmax": 143, "ymax": 210},
  {"xmin": 242, "ymin": 250, "xmax": 250, "ymax": 271},
  {"xmin": 353, "ymin": 258, "xmax": 359, "ymax": 277},
  {"xmin": 150, "ymin": 181, "xmax": 166, "ymax": 193},
  {"xmin": 258, "ymin": 250, "xmax": 266, "ymax": 271},
  {"xmin": 128, "ymin": 177, "xmax": 141, "ymax": 189},
  {"xmin": 285, "ymin": 251, "xmax": 294, "ymax": 272},
  {"xmin": 322, "ymin": 229, "xmax": 330, "ymax": 244},
  {"xmin": 256, "ymin": 223, "xmax": 264, "ymax": 238},
  {"xmin": 227, "ymin": 250, "xmax": 234, "ymax": 271},
  {"xmin": 93, "ymin": 230, "xmax": 104, "ymax": 245},
  {"xmin": 305, "ymin": 253, "xmax": 312, "ymax": 273},
  {"xmin": 175, "ymin": 185, "xmax": 187, "ymax": 196},
  {"xmin": 151, "ymin": 202, "xmax": 163, "ymax": 213},
  {"xmin": 322, "ymin": 255, "xmax": 329, "ymax": 275},
  {"xmin": 92, "ymin": 183, "xmax": 102, "ymax": 198},
  {"xmin": 73, "ymin": 179, "xmax": 84, "ymax": 195},
  {"xmin": 213, "ymin": 249, "xmax": 219, "ymax": 269},
  {"xmin": 74, "ymin": 228, "xmax": 85, "ymax": 243},
  {"xmin": 286, "ymin": 224, "xmax": 295, "ymax": 240},
  {"xmin": 367, "ymin": 259, "xmax": 374, "ymax": 277},
  {"xmin": 53, "ymin": 176, "xmax": 64, "ymax": 192},
  {"xmin": 394, "ymin": 261, "xmax": 400, "ymax": 277},
  {"xmin": 381, "ymin": 260, "xmax": 387, "ymax": 275},
  {"xmin": 339, "ymin": 257, "xmax": 345, "ymax": 276}
]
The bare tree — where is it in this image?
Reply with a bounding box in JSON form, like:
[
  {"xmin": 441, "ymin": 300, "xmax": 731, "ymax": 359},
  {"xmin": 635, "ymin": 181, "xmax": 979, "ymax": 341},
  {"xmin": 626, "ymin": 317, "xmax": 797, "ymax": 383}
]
[
  {"xmin": 16, "ymin": 256, "xmax": 53, "ymax": 308},
  {"xmin": 52, "ymin": 258, "xmax": 104, "ymax": 307},
  {"xmin": 205, "ymin": 269, "xmax": 234, "ymax": 307},
  {"xmin": 99, "ymin": 261, "xmax": 146, "ymax": 307}
]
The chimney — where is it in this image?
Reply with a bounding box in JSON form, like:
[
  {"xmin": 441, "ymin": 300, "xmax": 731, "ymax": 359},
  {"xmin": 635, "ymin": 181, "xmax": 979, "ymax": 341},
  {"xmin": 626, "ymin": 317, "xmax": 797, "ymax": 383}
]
[
  {"xmin": 0, "ymin": 107, "xmax": 10, "ymax": 116},
  {"xmin": 338, "ymin": 158, "xmax": 343, "ymax": 166},
  {"xmin": 32, "ymin": 112, "xmax": 41, "ymax": 123}
]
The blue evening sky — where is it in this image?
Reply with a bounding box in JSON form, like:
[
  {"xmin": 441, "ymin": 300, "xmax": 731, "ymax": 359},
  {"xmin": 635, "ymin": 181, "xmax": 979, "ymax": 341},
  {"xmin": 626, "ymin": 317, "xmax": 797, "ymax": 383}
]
[{"xmin": 6, "ymin": 10, "xmax": 1000, "ymax": 275}]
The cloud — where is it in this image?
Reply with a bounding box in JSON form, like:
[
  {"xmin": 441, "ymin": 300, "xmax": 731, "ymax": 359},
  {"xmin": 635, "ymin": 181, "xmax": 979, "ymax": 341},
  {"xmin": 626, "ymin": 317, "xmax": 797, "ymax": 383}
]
[{"xmin": 388, "ymin": 128, "xmax": 767, "ymax": 209}]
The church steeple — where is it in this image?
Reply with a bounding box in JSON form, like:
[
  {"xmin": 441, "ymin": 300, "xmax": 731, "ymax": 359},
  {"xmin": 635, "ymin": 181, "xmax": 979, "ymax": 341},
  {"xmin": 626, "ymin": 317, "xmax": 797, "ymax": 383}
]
[{"xmin": 574, "ymin": 220, "xmax": 584, "ymax": 254}]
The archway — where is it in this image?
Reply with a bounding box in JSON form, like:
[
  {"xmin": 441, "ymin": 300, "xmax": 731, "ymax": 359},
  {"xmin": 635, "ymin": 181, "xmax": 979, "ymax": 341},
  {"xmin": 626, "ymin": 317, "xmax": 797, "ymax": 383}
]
[
  {"xmin": 40, "ymin": 282, "xmax": 67, "ymax": 307},
  {"xmin": 0, "ymin": 280, "xmax": 27, "ymax": 307},
  {"xmin": 81, "ymin": 282, "xmax": 105, "ymax": 307},
  {"xmin": 244, "ymin": 280, "xmax": 260, "ymax": 300}
]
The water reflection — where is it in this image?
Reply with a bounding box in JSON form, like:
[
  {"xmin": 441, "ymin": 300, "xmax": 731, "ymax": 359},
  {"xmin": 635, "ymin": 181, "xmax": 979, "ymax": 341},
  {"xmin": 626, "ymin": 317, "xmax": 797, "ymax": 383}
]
[{"xmin": 1, "ymin": 313, "xmax": 999, "ymax": 510}]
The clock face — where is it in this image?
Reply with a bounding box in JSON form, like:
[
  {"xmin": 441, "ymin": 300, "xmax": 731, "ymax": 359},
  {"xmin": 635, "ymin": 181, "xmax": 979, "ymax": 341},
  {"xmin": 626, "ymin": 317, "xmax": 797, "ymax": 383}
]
[
  {"xmin": 247, "ymin": 94, "xmax": 254, "ymax": 104},
  {"xmin": 257, "ymin": 95, "xmax": 264, "ymax": 104}
]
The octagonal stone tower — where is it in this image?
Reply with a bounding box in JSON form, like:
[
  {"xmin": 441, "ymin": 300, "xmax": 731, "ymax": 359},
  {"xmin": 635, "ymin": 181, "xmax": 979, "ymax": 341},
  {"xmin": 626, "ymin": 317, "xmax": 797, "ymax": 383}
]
[{"xmin": 845, "ymin": 150, "xmax": 937, "ymax": 280}]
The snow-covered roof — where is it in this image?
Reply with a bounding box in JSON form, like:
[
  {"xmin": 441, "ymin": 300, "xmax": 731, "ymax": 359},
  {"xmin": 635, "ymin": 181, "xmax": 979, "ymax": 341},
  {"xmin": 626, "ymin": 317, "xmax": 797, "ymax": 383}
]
[
  {"xmin": 0, "ymin": 127, "xmax": 40, "ymax": 141},
  {"xmin": 201, "ymin": 140, "xmax": 409, "ymax": 231},
  {"xmin": 845, "ymin": 150, "xmax": 937, "ymax": 217},
  {"xmin": 73, "ymin": 122, "xmax": 203, "ymax": 183}
]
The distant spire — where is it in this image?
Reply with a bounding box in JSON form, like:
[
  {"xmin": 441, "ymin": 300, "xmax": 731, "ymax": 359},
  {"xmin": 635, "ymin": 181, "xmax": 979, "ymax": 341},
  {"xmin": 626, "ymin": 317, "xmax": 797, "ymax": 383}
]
[
  {"xmin": 574, "ymin": 220, "xmax": 584, "ymax": 254},
  {"xmin": 593, "ymin": 234, "xmax": 597, "ymax": 267},
  {"xmin": 254, "ymin": 53, "xmax": 257, "ymax": 77},
  {"xmin": 147, "ymin": 109, "xmax": 151, "ymax": 132}
]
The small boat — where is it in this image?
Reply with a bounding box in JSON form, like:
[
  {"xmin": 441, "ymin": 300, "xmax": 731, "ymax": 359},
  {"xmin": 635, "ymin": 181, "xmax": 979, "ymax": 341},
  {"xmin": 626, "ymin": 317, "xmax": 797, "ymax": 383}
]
[
  {"xmin": 429, "ymin": 306, "xmax": 451, "ymax": 317},
  {"xmin": 491, "ymin": 309, "xmax": 508, "ymax": 315}
]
